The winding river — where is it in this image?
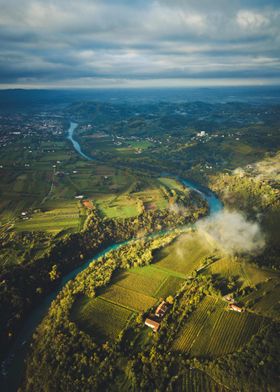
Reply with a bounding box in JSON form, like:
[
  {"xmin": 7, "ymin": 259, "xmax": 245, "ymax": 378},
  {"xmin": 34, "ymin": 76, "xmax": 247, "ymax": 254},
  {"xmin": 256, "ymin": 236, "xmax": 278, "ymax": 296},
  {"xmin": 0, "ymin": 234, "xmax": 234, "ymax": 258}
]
[{"xmin": 1, "ymin": 122, "xmax": 222, "ymax": 391}]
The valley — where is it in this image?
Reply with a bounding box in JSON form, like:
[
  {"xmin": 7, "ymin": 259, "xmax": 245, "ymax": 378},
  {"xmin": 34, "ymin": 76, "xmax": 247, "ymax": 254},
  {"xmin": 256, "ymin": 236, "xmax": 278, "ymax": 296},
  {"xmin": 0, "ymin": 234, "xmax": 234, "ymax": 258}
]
[{"xmin": 0, "ymin": 88, "xmax": 279, "ymax": 391}]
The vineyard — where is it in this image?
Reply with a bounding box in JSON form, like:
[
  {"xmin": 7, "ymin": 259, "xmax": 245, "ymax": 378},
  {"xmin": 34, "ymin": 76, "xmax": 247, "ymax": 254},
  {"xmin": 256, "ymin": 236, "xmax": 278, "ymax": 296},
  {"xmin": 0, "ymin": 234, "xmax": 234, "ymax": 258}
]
[
  {"xmin": 100, "ymin": 284, "xmax": 157, "ymax": 312},
  {"xmin": 154, "ymin": 232, "xmax": 214, "ymax": 276},
  {"xmin": 206, "ymin": 256, "xmax": 273, "ymax": 288},
  {"xmin": 71, "ymin": 296, "xmax": 134, "ymax": 342},
  {"xmin": 173, "ymin": 297, "xmax": 218, "ymax": 353},
  {"xmin": 243, "ymin": 279, "xmax": 280, "ymax": 321},
  {"xmin": 174, "ymin": 369, "xmax": 227, "ymax": 392},
  {"xmin": 154, "ymin": 275, "xmax": 185, "ymax": 298},
  {"xmin": 112, "ymin": 270, "xmax": 164, "ymax": 297},
  {"xmin": 173, "ymin": 296, "xmax": 265, "ymax": 357}
]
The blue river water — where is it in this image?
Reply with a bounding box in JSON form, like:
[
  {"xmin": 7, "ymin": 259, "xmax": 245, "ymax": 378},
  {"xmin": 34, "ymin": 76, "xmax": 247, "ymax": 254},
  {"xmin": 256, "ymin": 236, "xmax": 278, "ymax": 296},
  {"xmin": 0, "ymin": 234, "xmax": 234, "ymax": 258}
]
[{"xmin": 1, "ymin": 121, "xmax": 222, "ymax": 391}]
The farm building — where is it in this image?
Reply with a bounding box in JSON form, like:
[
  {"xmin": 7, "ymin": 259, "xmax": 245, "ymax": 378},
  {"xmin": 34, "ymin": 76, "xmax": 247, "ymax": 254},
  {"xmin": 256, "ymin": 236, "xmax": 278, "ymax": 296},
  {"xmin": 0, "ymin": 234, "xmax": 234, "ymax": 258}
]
[
  {"xmin": 145, "ymin": 318, "xmax": 160, "ymax": 332},
  {"xmin": 223, "ymin": 295, "xmax": 235, "ymax": 303},
  {"xmin": 83, "ymin": 200, "xmax": 93, "ymax": 209},
  {"xmin": 155, "ymin": 301, "xmax": 168, "ymax": 318},
  {"xmin": 229, "ymin": 304, "xmax": 243, "ymax": 313}
]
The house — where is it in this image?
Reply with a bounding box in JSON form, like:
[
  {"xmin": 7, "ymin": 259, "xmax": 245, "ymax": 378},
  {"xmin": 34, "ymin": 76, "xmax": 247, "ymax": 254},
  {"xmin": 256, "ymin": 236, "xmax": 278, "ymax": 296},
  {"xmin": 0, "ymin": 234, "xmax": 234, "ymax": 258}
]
[
  {"xmin": 155, "ymin": 301, "xmax": 168, "ymax": 318},
  {"xmin": 83, "ymin": 200, "xmax": 93, "ymax": 210},
  {"xmin": 229, "ymin": 304, "xmax": 243, "ymax": 313},
  {"xmin": 144, "ymin": 318, "xmax": 160, "ymax": 332},
  {"xmin": 223, "ymin": 295, "xmax": 235, "ymax": 303}
]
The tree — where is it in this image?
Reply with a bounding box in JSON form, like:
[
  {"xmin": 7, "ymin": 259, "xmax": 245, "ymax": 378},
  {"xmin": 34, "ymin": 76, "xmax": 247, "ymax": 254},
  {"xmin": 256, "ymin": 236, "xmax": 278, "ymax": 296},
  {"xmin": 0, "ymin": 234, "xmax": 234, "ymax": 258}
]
[
  {"xmin": 49, "ymin": 264, "xmax": 60, "ymax": 281},
  {"xmin": 166, "ymin": 295, "xmax": 174, "ymax": 304}
]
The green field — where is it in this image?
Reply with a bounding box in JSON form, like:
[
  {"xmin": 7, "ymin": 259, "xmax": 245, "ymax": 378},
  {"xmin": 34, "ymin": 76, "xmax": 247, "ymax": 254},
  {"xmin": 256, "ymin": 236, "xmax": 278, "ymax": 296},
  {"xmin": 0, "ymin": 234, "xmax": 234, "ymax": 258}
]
[
  {"xmin": 15, "ymin": 200, "xmax": 83, "ymax": 234},
  {"xmin": 154, "ymin": 275, "xmax": 185, "ymax": 298},
  {"xmin": 133, "ymin": 187, "xmax": 169, "ymax": 210},
  {"xmin": 70, "ymin": 231, "xmax": 211, "ymax": 345},
  {"xmin": 95, "ymin": 194, "xmax": 142, "ymax": 218},
  {"xmin": 112, "ymin": 268, "xmax": 185, "ymax": 299},
  {"xmin": 158, "ymin": 177, "xmax": 186, "ymax": 192},
  {"xmin": 154, "ymin": 232, "xmax": 215, "ymax": 276},
  {"xmin": 112, "ymin": 270, "xmax": 165, "ymax": 296},
  {"xmin": 68, "ymin": 221, "xmax": 278, "ymax": 361},
  {"xmin": 243, "ymin": 278, "xmax": 280, "ymax": 320},
  {"xmin": 174, "ymin": 369, "xmax": 227, "ymax": 392},
  {"xmin": 206, "ymin": 256, "xmax": 276, "ymax": 288},
  {"xmin": 172, "ymin": 296, "xmax": 265, "ymax": 357},
  {"xmin": 100, "ymin": 285, "xmax": 157, "ymax": 312},
  {"xmin": 71, "ymin": 296, "xmax": 134, "ymax": 342}
]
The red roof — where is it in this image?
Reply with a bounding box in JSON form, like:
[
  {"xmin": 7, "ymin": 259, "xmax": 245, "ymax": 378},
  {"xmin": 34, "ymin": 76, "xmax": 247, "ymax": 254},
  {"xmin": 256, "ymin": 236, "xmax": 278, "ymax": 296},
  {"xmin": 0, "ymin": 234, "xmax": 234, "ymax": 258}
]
[
  {"xmin": 229, "ymin": 304, "xmax": 243, "ymax": 312},
  {"xmin": 145, "ymin": 318, "xmax": 160, "ymax": 331},
  {"xmin": 155, "ymin": 301, "xmax": 168, "ymax": 317}
]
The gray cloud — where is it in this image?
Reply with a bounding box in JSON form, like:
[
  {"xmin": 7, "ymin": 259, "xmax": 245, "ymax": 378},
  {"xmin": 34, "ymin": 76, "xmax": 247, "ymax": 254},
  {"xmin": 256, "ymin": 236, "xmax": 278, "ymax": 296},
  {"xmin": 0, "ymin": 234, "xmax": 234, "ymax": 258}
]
[{"xmin": 0, "ymin": 0, "xmax": 279, "ymax": 87}]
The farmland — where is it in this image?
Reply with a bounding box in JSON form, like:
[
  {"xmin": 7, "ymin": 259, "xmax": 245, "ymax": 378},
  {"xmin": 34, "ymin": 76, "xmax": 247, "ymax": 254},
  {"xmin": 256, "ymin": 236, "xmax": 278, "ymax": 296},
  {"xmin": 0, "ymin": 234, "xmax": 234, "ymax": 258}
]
[
  {"xmin": 154, "ymin": 231, "xmax": 215, "ymax": 276},
  {"xmin": 172, "ymin": 296, "xmax": 265, "ymax": 357},
  {"xmin": 242, "ymin": 278, "xmax": 280, "ymax": 321},
  {"xmin": 174, "ymin": 369, "xmax": 227, "ymax": 392},
  {"xmin": 111, "ymin": 270, "xmax": 164, "ymax": 297},
  {"xmin": 100, "ymin": 285, "xmax": 157, "ymax": 312},
  {"xmin": 69, "ymin": 237, "xmax": 192, "ymax": 341},
  {"xmin": 68, "ymin": 227, "xmax": 278, "ymax": 355},
  {"xmin": 71, "ymin": 296, "xmax": 134, "ymax": 342},
  {"xmin": 1, "ymin": 91, "xmax": 279, "ymax": 392},
  {"xmin": 15, "ymin": 200, "xmax": 84, "ymax": 234},
  {"xmin": 206, "ymin": 256, "xmax": 274, "ymax": 289}
]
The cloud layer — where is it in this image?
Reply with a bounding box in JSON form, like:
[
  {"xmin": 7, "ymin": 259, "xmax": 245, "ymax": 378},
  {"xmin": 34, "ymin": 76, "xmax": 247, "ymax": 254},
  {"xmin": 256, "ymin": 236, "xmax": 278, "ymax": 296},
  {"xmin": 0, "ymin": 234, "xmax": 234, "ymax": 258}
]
[
  {"xmin": 197, "ymin": 209, "xmax": 265, "ymax": 255},
  {"xmin": 0, "ymin": 0, "xmax": 279, "ymax": 87}
]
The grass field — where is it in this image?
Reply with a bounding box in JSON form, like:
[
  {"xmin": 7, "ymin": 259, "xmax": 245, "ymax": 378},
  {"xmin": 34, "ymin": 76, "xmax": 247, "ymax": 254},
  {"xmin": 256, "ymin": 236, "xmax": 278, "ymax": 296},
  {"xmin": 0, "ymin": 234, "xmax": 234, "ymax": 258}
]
[
  {"xmin": 172, "ymin": 296, "xmax": 265, "ymax": 357},
  {"xmin": 71, "ymin": 296, "xmax": 134, "ymax": 342}
]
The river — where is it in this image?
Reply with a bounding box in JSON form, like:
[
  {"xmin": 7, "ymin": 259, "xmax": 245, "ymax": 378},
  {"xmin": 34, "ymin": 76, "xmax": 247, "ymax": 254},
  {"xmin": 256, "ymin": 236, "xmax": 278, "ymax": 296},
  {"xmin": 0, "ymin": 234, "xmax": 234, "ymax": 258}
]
[{"xmin": 1, "ymin": 121, "xmax": 222, "ymax": 391}]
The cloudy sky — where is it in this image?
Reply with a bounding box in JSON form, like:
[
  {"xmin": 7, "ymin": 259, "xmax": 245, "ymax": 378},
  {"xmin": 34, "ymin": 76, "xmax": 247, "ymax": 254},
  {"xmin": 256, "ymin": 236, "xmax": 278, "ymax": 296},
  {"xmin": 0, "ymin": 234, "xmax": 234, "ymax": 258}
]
[{"xmin": 0, "ymin": 0, "xmax": 279, "ymax": 88}]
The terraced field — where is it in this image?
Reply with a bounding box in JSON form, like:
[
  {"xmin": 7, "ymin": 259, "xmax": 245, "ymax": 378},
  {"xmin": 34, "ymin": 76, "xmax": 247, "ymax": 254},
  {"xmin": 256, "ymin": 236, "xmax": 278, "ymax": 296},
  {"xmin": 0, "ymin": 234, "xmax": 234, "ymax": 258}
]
[{"xmin": 173, "ymin": 296, "xmax": 265, "ymax": 357}]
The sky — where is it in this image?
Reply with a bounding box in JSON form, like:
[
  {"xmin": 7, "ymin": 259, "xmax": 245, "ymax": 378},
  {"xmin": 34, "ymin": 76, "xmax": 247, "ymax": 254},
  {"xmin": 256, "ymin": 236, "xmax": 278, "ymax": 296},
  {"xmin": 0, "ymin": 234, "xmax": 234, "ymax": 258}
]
[{"xmin": 0, "ymin": 0, "xmax": 280, "ymax": 88}]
